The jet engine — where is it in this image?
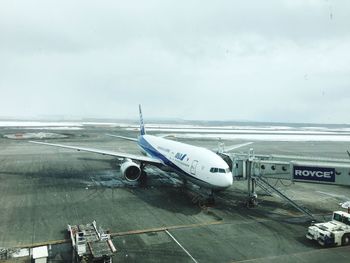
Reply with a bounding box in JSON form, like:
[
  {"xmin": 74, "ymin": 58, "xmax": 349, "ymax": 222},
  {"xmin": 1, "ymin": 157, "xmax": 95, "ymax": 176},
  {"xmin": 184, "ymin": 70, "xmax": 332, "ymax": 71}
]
[{"xmin": 120, "ymin": 160, "xmax": 141, "ymax": 182}]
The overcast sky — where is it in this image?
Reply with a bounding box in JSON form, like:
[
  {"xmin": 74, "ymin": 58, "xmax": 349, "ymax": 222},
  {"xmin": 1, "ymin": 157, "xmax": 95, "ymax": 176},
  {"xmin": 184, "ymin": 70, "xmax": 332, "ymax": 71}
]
[{"xmin": 1, "ymin": 0, "xmax": 349, "ymax": 123}]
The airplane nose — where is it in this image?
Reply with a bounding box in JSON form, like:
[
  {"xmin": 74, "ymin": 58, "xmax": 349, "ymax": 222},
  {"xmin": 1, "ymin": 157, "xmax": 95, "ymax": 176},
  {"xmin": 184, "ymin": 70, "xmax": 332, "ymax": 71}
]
[
  {"xmin": 222, "ymin": 173, "xmax": 233, "ymax": 188},
  {"xmin": 227, "ymin": 174, "xmax": 233, "ymax": 186}
]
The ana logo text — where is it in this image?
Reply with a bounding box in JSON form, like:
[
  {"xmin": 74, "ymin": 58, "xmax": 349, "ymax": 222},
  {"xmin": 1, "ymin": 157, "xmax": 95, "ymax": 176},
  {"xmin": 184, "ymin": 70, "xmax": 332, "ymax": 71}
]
[{"xmin": 175, "ymin": 153, "xmax": 187, "ymax": 161}]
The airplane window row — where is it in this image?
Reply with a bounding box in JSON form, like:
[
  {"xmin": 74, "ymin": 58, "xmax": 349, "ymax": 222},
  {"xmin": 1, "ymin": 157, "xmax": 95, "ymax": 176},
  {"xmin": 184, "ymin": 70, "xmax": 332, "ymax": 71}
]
[{"xmin": 210, "ymin": 167, "xmax": 230, "ymax": 173}]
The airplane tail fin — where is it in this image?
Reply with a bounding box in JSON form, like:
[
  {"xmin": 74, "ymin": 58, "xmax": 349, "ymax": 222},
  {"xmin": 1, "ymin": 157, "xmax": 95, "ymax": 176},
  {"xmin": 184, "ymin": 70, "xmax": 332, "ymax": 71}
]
[{"xmin": 139, "ymin": 104, "xmax": 146, "ymax": 135}]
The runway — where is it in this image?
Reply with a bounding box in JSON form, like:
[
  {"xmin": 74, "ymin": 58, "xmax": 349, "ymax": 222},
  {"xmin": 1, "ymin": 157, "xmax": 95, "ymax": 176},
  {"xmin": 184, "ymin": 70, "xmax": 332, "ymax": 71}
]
[{"xmin": 0, "ymin": 124, "xmax": 349, "ymax": 262}]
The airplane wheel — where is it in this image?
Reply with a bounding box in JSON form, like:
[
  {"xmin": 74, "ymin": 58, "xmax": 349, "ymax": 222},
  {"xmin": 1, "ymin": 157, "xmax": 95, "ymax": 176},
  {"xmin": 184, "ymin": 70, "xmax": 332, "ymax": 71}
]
[
  {"xmin": 341, "ymin": 234, "xmax": 350, "ymax": 246},
  {"xmin": 206, "ymin": 196, "xmax": 215, "ymax": 206},
  {"xmin": 198, "ymin": 199, "xmax": 205, "ymax": 208}
]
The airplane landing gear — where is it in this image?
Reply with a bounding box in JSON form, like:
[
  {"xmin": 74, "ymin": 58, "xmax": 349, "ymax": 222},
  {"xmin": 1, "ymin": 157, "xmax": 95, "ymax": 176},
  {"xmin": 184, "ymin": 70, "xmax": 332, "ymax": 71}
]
[
  {"xmin": 206, "ymin": 190, "xmax": 215, "ymax": 206},
  {"xmin": 184, "ymin": 185, "xmax": 216, "ymax": 207}
]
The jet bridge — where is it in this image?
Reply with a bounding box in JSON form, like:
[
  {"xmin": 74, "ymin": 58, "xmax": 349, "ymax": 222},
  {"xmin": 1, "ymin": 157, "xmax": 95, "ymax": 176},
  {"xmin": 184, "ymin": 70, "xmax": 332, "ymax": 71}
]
[{"xmin": 227, "ymin": 149, "xmax": 350, "ymax": 219}]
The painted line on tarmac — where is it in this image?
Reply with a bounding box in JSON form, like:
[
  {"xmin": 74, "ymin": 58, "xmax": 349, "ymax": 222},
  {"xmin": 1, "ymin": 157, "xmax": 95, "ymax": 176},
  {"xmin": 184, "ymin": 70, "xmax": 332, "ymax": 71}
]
[
  {"xmin": 12, "ymin": 220, "xmax": 223, "ymax": 248},
  {"xmin": 13, "ymin": 239, "xmax": 70, "ymax": 248},
  {"xmin": 165, "ymin": 229, "xmax": 198, "ymax": 263},
  {"xmin": 110, "ymin": 220, "xmax": 223, "ymax": 237}
]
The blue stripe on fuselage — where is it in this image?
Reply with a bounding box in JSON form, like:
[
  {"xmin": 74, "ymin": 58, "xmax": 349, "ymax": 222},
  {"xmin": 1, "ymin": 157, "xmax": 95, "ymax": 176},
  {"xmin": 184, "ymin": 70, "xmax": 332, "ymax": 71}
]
[
  {"xmin": 138, "ymin": 136, "xmax": 171, "ymax": 165},
  {"xmin": 137, "ymin": 136, "xmax": 211, "ymax": 187}
]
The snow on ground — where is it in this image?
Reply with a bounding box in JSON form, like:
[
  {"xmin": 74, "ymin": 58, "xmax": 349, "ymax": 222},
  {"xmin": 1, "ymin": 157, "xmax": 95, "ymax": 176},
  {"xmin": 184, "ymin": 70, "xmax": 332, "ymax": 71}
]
[
  {"xmin": 3, "ymin": 132, "xmax": 68, "ymax": 139},
  {"xmin": 0, "ymin": 121, "xmax": 83, "ymax": 127},
  {"xmin": 1, "ymin": 121, "xmax": 350, "ymax": 142},
  {"xmin": 22, "ymin": 127, "xmax": 83, "ymax": 130},
  {"xmin": 166, "ymin": 133, "xmax": 350, "ymax": 142},
  {"xmin": 133, "ymin": 128, "xmax": 348, "ymax": 135}
]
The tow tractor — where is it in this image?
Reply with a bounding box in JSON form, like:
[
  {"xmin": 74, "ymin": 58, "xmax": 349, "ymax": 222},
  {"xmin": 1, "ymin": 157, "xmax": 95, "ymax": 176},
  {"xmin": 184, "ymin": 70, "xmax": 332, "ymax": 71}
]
[{"xmin": 306, "ymin": 210, "xmax": 350, "ymax": 246}]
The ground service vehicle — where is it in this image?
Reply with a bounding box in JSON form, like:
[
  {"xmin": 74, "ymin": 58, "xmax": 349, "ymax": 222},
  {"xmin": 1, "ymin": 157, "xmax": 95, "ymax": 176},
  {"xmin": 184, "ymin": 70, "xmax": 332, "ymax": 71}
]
[{"xmin": 306, "ymin": 211, "xmax": 350, "ymax": 246}]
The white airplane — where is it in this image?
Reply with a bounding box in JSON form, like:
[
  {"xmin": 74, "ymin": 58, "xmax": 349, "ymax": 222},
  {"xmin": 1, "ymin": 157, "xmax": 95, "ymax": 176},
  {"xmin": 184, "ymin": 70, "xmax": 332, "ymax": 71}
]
[{"xmin": 30, "ymin": 105, "xmax": 252, "ymax": 197}]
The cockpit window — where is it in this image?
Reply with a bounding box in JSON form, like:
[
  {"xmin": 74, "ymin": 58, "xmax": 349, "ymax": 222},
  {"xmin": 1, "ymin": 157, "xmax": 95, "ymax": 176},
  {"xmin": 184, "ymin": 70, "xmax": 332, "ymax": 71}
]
[{"xmin": 210, "ymin": 167, "xmax": 228, "ymax": 173}]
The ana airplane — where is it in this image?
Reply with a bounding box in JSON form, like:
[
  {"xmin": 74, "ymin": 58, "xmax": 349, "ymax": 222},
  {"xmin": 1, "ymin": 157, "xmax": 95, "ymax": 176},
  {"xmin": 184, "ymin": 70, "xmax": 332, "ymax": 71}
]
[{"xmin": 30, "ymin": 105, "xmax": 252, "ymax": 199}]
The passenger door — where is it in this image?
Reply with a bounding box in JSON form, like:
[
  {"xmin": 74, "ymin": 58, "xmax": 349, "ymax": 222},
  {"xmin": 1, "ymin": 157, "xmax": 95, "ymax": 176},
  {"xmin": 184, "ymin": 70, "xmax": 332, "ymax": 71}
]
[{"xmin": 190, "ymin": 160, "xmax": 198, "ymax": 175}]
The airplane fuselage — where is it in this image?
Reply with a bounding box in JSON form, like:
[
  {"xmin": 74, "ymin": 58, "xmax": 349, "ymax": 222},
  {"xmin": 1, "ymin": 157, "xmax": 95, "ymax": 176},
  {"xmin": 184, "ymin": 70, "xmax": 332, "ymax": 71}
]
[{"xmin": 138, "ymin": 135, "xmax": 233, "ymax": 190}]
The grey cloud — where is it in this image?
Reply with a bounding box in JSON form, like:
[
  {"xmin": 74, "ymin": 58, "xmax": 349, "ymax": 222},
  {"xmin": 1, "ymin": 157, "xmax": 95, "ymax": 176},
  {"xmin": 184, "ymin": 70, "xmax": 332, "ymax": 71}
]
[{"xmin": 0, "ymin": 0, "xmax": 349, "ymax": 123}]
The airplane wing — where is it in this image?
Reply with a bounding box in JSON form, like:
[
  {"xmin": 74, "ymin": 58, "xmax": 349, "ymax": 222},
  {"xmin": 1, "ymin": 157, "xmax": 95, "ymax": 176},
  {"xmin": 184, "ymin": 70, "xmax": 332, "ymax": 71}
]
[
  {"xmin": 105, "ymin": 134, "xmax": 138, "ymax": 142},
  {"xmin": 212, "ymin": 142, "xmax": 253, "ymax": 153},
  {"xmin": 29, "ymin": 141, "xmax": 163, "ymax": 165},
  {"xmin": 222, "ymin": 142, "xmax": 254, "ymax": 152}
]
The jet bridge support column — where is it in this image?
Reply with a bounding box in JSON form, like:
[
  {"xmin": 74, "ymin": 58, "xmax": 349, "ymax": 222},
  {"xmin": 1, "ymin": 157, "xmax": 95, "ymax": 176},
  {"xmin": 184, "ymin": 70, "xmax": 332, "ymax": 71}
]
[{"xmin": 246, "ymin": 149, "xmax": 258, "ymax": 207}]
